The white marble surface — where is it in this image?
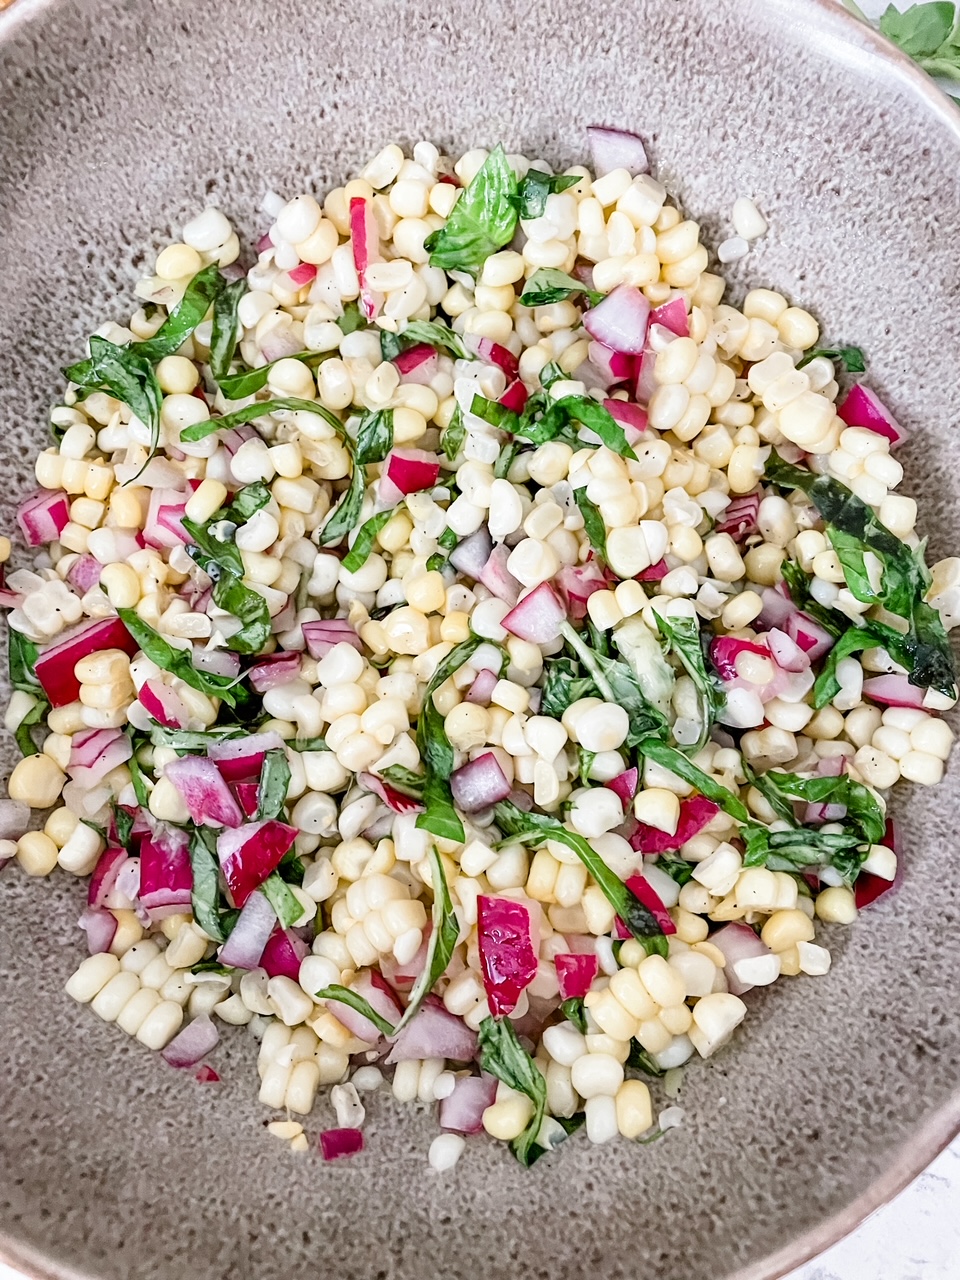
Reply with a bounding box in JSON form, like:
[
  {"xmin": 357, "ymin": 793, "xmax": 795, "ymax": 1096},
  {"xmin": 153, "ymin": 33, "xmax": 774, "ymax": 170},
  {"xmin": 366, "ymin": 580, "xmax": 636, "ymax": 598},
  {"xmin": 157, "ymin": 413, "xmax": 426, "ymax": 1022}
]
[{"xmin": 1, "ymin": 3, "xmax": 958, "ymax": 1280}]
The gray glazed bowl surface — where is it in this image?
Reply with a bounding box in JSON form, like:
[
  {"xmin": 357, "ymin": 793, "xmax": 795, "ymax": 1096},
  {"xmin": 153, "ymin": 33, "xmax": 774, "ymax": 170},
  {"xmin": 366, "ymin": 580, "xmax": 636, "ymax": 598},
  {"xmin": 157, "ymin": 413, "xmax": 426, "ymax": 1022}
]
[{"xmin": 2, "ymin": 1, "xmax": 960, "ymax": 1277}]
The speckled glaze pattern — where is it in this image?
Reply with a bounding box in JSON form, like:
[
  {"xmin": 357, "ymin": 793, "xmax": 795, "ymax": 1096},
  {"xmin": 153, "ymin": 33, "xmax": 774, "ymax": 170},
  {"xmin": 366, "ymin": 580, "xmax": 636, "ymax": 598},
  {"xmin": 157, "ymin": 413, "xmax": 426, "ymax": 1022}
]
[{"xmin": 1, "ymin": 1, "xmax": 959, "ymax": 1277}]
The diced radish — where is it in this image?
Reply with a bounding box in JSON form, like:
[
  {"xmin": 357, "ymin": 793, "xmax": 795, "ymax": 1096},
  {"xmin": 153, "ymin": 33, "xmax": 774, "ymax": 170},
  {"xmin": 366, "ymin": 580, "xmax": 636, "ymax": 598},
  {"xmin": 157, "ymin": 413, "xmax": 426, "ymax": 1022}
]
[
  {"xmin": 556, "ymin": 561, "xmax": 607, "ymax": 621},
  {"xmin": 385, "ymin": 995, "xmax": 477, "ymax": 1063},
  {"xmin": 606, "ymin": 767, "xmax": 639, "ymax": 806},
  {"xmin": 450, "ymin": 752, "xmax": 511, "ymax": 813},
  {"xmin": 588, "ymin": 341, "xmax": 635, "ymax": 388},
  {"xmin": 195, "ymin": 1065, "xmax": 220, "ymax": 1083},
  {"xmin": 476, "ymin": 894, "xmax": 539, "ymax": 1016},
  {"xmin": 216, "ymin": 820, "xmax": 298, "ymax": 906},
  {"xmin": 449, "ymin": 526, "xmax": 493, "ymax": 579},
  {"xmin": 218, "ymin": 890, "xmax": 277, "ymax": 969},
  {"xmin": 260, "ymin": 926, "xmax": 309, "ymax": 981},
  {"xmin": 582, "ymin": 283, "xmax": 651, "ymax": 355},
  {"xmin": 709, "ymin": 922, "xmax": 774, "ymax": 996},
  {"xmin": 247, "ymin": 651, "xmax": 301, "ymax": 693},
  {"xmin": 554, "ymin": 952, "xmax": 599, "ymax": 999},
  {"xmin": 301, "ymin": 619, "xmax": 363, "ymax": 660},
  {"xmin": 393, "ymin": 344, "xmax": 439, "ymax": 384},
  {"xmin": 208, "ymin": 731, "xmax": 285, "ymax": 783},
  {"xmin": 139, "ymin": 678, "xmax": 191, "ymax": 729},
  {"xmin": 287, "ymin": 261, "xmax": 317, "ymax": 287},
  {"xmin": 358, "ymin": 772, "xmax": 423, "ymax": 814},
  {"xmin": 603, "ymin": 398, "xmax": 648, "ymax": 442},
  {"xmin": 139, "ymin": 826, "xmax": 193, "ymax": 915},
  {"xmin": 855, "ymin": 819, "xmax": 902, "ymax": 909},
  {"xmin": 78, "ymin": 905, "xmax": 117, "ymax": 955},
  {"xmin": 784, "ymin": 612, "xmax": 835, "ymax": 663},
  {"xmin": 837, "ymin": 384, "xmax": 907, "ymax": 448},
  {"xmin": 502, "ymin": 582, "xmax": 567, "ymax": 644},
  {"xmin": 766, "ymin": 628, "xmax": 809, "ymax": 673},
  {"xmin": 165, "ymin": 756, "xmax": 244, "ymax": 828},
  {"xmin": 162, "ymin": 1014, "xmax": 220, "ymax": 1068},
  {"xmin": 478, "ymin": 544, "xmax": 521, "ymax": 605},
  {"xmin": 35, "ymin": 616, "xmax": 137, "ymax": 707},
  {"xmin": 88, "ymin": 845, "xmax": 127, "ymax": 908},
  {"xmin": 637, "ymin": 559, "xmax": 669, "ymax": 582},
  {"xmin": 439, "ymin": 1075, "xmax": 497, "ymax": 1134},
  {"xmin": 16, "ymin": 488, "xmax": 70, "ymax": 546},
  {"xmin": 465, "ymin": 668, "xmax": 499, "ymax": 705},
  {"xmin": 630, "ymin": 795, "xmax": 719, "ymax": 854},
  {"xmin": 499, "ymin": 380, "xmax": 528, "ymax": 414},
  {"xmin": 234, "ymin": 781, "xmax": 260, "ymax": 818},
  {"xmin": 650, "ymin": 296, "xmax": 689, "ymax": 337},
  {"xmin": 380, "ymin": 449, "xmax": 440, "ymax": 500},
  {"xmin": 586, "ymin": 125, "xmax": 650, "ymax": 176},
  {"xmin": 715, "ymin": 491, "xmax": 760, "ymax": 541},
  {"xmin": 66, "ymin": 554, "xmax": 103, "ymax": 594},
  {"xmin": 624, "ymin": 875, "xmax": 676, "ymax": 935},
  {"xmin": 862, "ymin": 674, "xmax": 925, "ymax": 708},
  {"xmin": 469, "ymin": 336, "xmax": 520, "ymax": 382},
  {"xmin": 350, "ymin": 196, "xmax": 383, "ymax": 320},
  {"xmin": 319, "ymin": 1128, "xmax": 363, "ymax": 1160},
  {"xmin": 68, "ymin": 727, "xmax": 132, "ymax": 789},
  {"xmin": 143, "ymin": 488, "xmax": 190, "ymax": 550}
]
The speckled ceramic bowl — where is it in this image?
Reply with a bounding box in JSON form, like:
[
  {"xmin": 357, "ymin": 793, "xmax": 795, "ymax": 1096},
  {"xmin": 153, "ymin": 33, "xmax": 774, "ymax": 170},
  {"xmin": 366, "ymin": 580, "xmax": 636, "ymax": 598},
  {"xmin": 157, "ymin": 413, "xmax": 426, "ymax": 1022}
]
[{"xmin": 1, "ymin": 0, "xmax": 959, "ymax": 1277}]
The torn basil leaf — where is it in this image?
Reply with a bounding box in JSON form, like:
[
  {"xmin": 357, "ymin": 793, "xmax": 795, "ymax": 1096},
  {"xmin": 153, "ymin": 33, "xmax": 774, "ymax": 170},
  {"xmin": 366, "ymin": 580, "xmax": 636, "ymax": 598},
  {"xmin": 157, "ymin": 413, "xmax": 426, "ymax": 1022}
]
[
  {"xmin": 440, "ymin": 403, "xmax": 467, "ymax": 461},
  {"xmin": 189, "ymin": 826, "xmax": 227, "ymax": 943},
  {"xmin": 218, "ymin": 351, "xmax": 328, "ymax": 401},
  {"xmin": 209, "ymin": 278, "xmax": 248, "ymax": 383},
  {"xmin": 796, "ymin": 345, "xmax": 866, "ymax": 373},
  {"xmin": 414, "ymin": 634, "xmax": 486, "ymax": 843},
  {"xmin": 426, "ymin": 144, "xmax": 520, "ymax": 275},
  {"xmin": 379, "ymin": 765, "xmax": 426, "ymax": 798},
  {"xmin": 116, "ymin": 610, "xmax": 249, "ymax": 709},
  {"xmin": 391, "ymin": 845, "xmax": 459, "ymax": 1033},
  {"xmin": 260, "ymin": 870, "xmax": 302, "ymax": 928},
  {"xmin": 560, "ymin": 997, "xmax": 588, "ymax": 1034},
  {"xmin": 656, "ymin": 612, "xmax": 725, "ymax": 752},
  {"xmin": 67, "ymin": 336, "xmax": 163, "ymax": 458},
  {"xmin": 494, "ymin": 440, "xmax": 520, "ymax": 480},
  {"xmin": 179, "ymin": 395, "xmax": 346, "ymax": 444},
  {"xmin": 136, "ymin": 264, "xmax": 225, "ymax": 362},
  {"xmin": 336, "ymin": 301, "xmax": 367, "ymax": 335},
  {"xmin": 574, "ymin": 489, "xmax": 607, "ymax": 560},
  {"xmin": 477, "ymin": 1014, "xmax": 548, "ymax": 1167},
  {"xmin": 560, "ymin": 622, "xmax": 667, "ymax": 748},
  {"xmin": 188, "ymin": 549, "xmax": 271, "ymax": 655},
  {"xmin": 400, "ymin": 319, "xmax": 471, "ymax": 361},
  {"xmin": 355, "ymin": 408, "xmax": 394, "ymax": 465},
  {"xmin": 519, "ymin": 267, "xmax": 604, "ymax": 309},
  {"xmin": 256, "ymin": 748, "xmax": 291, "ymax": 821},
  {"xmin": 342, "ymin": 510, "xmax": 394, "ymax": 573},
  {"xmin": 639, "ymin": 740, "xmax": 751, "ymax": 824},
  {"xmin": 316, "ymin": 984, "xmax": 396, "ymax": 1037},
  {"xmin": 539, "ymin": 656, "xmax": 596, "ymax": 718},
  {"xmin": 514, "ymin": 169, "xmax": 581, "ymax": 220}
]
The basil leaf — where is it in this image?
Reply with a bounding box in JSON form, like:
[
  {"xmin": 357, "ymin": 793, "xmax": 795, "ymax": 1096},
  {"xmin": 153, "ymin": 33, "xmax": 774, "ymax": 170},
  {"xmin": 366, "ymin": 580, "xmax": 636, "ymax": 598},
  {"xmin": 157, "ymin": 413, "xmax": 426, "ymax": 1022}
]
[
  {"xmin": 539, "ymin": 361, "xmax": 566, "ymax": 390},
  {"xmin": 796, "ymin": 346, "xmax": 866, "ymax": 373},
  {"xmin": 8, "ymin": 629, "xmax": 43, "ymax": 696},
  {"xmin": 755, "ymin": 768, "xmax": 886, "ymax": 847},
  {"xmin": 218, "ymin": 352, "xmax": 327, "ymax": 401},
  {"xmin": 380, "ymin": 331, "xmax": 403, "ymax": 362},
  {"xmin": 440, "ymin": 403, "xmax": 467, "ymax": 461},
  {"xmin": 519, "ymin": 267, "xmax": 604, "ymax": 309},
  {"xmin": 438, "ymin": 527, "xmax": 458, "ymax": 553},
  {"xmin": 418, "ymin": 773, "xmax": 465, "ymax": 843},
  {"xmin": 379, "ymin": 765, "xmax": 426, "ymax": 798},
  {"xmin": 560, "ymin": 622, "xmax": 668, "ymax": 748},
  {"xmin": 337, "ymin": 301, "xmax": 367, "ymax": 335},
  {"xmin": 539, "ymin": 656, "xmax": 596, "ymax": 718},
  {"xmin": 116, "ymin": 610, "xmax": 248, "ymax": 708},
  {"xmin": 68, "ymin": 336, "xmax": 162, "ymax": 452},
  {"xmin": 578, "ymin": 747, "xmax": 596, "ymax": 786},
  {"xmin": 494, "ymin": 800, "xmax": 667, "ymax": 950},
  {"xmin": 574, "ymin": 489, "xmax": 607, "ymax": 560},
  {"xmin": 316, "ymin": 465, "xmax": 366, "ymax": 548},
  {"xmin": 13, "ymin": 699, "xmax": 47, "ymax": 757},
  {"xmin": 189, "ymin": 826, "xmax": 226, "ymax": 943},
  {"xmin": 639, "ymin": 740, "xmax": 751, "ymax": 824},
  {"xmin": 291, "ymin": 737, "xmax": 330, "ymax": 752},
  {"xmin": 221, "ymin": 482, "xmax": 272, "ymax": 524},
  {"xmin": 426, "ymin": 145, "xmax": 519, "ymax": 275},
  {"xmin": 391, "ymin": 845, "xmax": 459, "ymax": 1033},
  {"xmin": 112, "ymin": 804, "xmax": 135, "ymax": 850},
  {"xmin": 514, "ymin": 170, "xmax": 581, "ymax": 220},
  {"xmin": 560, "ymin": 997, "xmax": 588, "ymax": 1034},
  {"xmin": 317, "ymin": 984, "xmax": 396, "ymax": 1037},
  {"xmin": 355, "ymin": 407, "xmax": 393, "ymax": 465},
  {"xmin": 494, "ymin": 440, "xmax": 521, "ymax": 480},
  {"xmin": 780, "ymin": 560, "xmax": 847, "ymax": 637},
  {"xmin": 535, "ymin": 396, "xmax": 637, "ymax": 460},
  {"xmin": 342, "ymin": 510, "xmax": 394, "ymax": 573},
  {"xmin": 149, "ymin": 725, "xmax": 245, "ymax": 750},
  {"xmin": 179, "ymin": 396, "xmax": 346, "ymax": 444},
  {"xmin": 136, "ymin": 264, "xmax": 225, "ymax": 362},
  {"xmin": 656, "ymin": 612, "xmax": 725, "ymax": 752},
  {"xmin": 477, "ymin": 1015, "xmax": 547, "ymax": 1167},
  {"xmin": 257, "ymin": 748, "xmax": 291, "ymax": 821},
  {"xmin": 401, "ymin": 319, "xmax": 471, "ymax": 360},
  {"xmin": 627, "ymin": 1039, "xmax": 666, "ymax": 1077},
  {"xmin": 181, "ymin": 515, "xmax": 244, "ymax": 578},
  {"xmin": 189, "ymin": 549, "xmax": 271, "ymax": 654},
  {"xmin": 879, "ymin": 1, "xmax": 956, "ymax": 58},
  {"xmin": 260, "ymin": 870, "xmax": 302, "ymax": 928},
  {"xmin": 209, "ymin": 278, "xmax": 248, "ymax": 383},
  {"xmin": 127, "ymin": 735, "xmax": 150, "ymax": 808}
]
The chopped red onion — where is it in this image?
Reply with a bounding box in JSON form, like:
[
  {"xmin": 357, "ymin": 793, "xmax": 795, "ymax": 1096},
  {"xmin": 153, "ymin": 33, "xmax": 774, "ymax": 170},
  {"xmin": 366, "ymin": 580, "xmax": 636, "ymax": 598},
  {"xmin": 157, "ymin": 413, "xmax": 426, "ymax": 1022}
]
[
  {"xmin": 439, "ymin": 1074, "xmax": 497, "ymax": 1134},
  {"xmin": 78, "ymin": 905, "xmax": 117, "ymax": 955},
  {"xmin": 449, "ymin": 526, "xmax": 492, "ymax": 579},
  {"xmin": 393, "ymin": 344, "xmax": 439, "ymax": 384},
  {"xmin": 450, "ymin": 752, "xmax": 511, "ymax": 812},
  {"xmin": 630, "ymin": 795, "xmax": 719, "ymax": 855},
  {"xmin": 162, "ymin": 1014, "xmax": 220, "ymax": 1068},
  {"xmin": 218, "ymin": 889, "xmax": 277, "ymax": 969},
  {"xmin": 260, "ymin": 926, "xmax": 309, "ymax": 981},
  {"xmin": 837, "ymin": 384, "xmax": 907, "ymax": 448},
  {"xmin": 478, "ymin": 544, "xmax": 521, "ymax": 605},
  {"xmin": 139, "ymin": 826, "xmax": 193, "ymax": 914},
  {"xmin": 358, "ymin": 772, "xmax": 423, "ymax": 814},
  {"xmin": 385, "ymin": 995, "xmax": 477, "ymax": 1063},
  {"xmin": 165, "ymin": 756, "xmax": 245, "ymax": 828},
  {"xmin": 624, "ymin": 875, "xmax": 676, "ymax": 935},
  {"xmin": 862, "ymin": 674, "xmax": 925, "ymax": 708},
  {"xmin": 17, "ymin": 488, "xmax": 70, "ymax": 546},
  {"xmin": 319, "ymin": 1128, "xmax": 364, "ymax": 1160},
  {"xmin": 582, "ymin": 283, "xmax": 651, "ymax": 355},
  {"xmin": 301, "ymin": 619, "xmax": 363, "ymax": 660},
  {"xmin": 208, "ymin": 731, "xmax": 285, "ymax": 783},
  {"xmin": 586, "ymin": 125, "xmax": 649, "ymax": 177}
]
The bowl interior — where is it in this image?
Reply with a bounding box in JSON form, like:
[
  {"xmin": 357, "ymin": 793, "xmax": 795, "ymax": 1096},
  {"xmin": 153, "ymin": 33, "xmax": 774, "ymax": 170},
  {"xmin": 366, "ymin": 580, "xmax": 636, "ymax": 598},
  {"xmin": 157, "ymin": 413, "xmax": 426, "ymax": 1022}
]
[{"xmin": 1, "ymin": 1, "xmax": 960, "ymax": 1277}]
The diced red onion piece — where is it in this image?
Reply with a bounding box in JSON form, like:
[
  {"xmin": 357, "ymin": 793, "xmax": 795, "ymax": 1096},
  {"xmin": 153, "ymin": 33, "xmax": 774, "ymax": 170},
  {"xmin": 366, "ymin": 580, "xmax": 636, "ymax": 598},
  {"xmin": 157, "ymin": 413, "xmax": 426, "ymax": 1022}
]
[
  {"xmin": 139, "ymin": 826, "xmax": 193, "ymax": 914},
  {"xmin": 17, "ymin": 488, "xmax": 71, "ymax": 546},
  {"xmin": 165, "ymin": 756, "xmax": 245, "ymax": 828},
  {"xmin": 649, "ymin": 296, "xmax": 689, "ymax": 337},
  {"xmin": 469, "ymin": 335, "xmax": 520, "ymax": 382},
  {"xmin": 715, "ymin": 491, "xmax": 760, "ymax": 541},
  {"xmin": 66, "ymin": 554, "xmax": 103, "ymax": 594},
  {"xmin": 78, "ymin": 905, "xmax": 117, "ymax": 955},
  {"xmin": 350, "ymin": 196, "xmax": 383, "ymax": 320},
  {"xmin": 139, "ymin": 678, "xmax": 191, "ymax": 729},
  {"xmin": 234, "ymin": 781, "xmax": 260, "ymax": 818},
  {"xmin": 589, "ymin": 341, "xmax": 635, "ymax": 386},
  {"xmin": 88, "ymin": 845, "xmax": 128, "ymax": 909},
  {"xmin": 603, "ymin": 397, "xmax": 648, "ymax": 441},
  {"xmin": 556, "ymin": 561, "xmax": 606, "ymax": 621},
  {"xmin": 287, "ymin": 261, "xmax": 317, "ymax": 287},
  {"xmin": 862, "ymin": 674, "xmax": 925, "ymax": 708},
  {"xmin": 766, "ymin": 628, "xmax": 810, "ymax": 674},
  {"xmin": 248, "ymin": 651, "xmax": 301, "ymax": 693},
  {"xmin": 195, "ymin": 1065, "xmax": 221, "ymax": 1083},
  {"xmin": 208, "ymin": 731, "xmax": 286, "ymax": 782},
  {"xmin": 35, "ymin": 616, "xmax": 137, "ymax": 707},
  {"xmin": 582, "ymin": 283, "xmax": 651, "ymax": 355},
  {"xmin": 385, "ymin": 995, "xmax": 477, "ymax": 1063},
  {"xmin": 784, "ymin": 611, "xmax": 835, "ymax": 663},
  {"xmin": 637, "ymin": 559, "xmax": 669, "ymax": 582},
  {"xmin": 218, "ymin": 890, "xmax": 277, "ymax": 969},
  {"xmin": 439, "ymin": 1074, "xmax": 498, "ymax": 1134},
  {"xmin": 357, "ymin": 772, "xmax": 423, "ymax": 814},
  {"xmin": 555, "ymin": 952, "xmax": 599, "ymax": 999},
  {"xmin": 709, "ymin": 922, "xmax": 773, "ymax": 996},
  {"xmin": 67, "ymin": 727, "xmax": 133, "ymax": 789},
  {"xmin": 301, "ymin": 619, "xmax": 363, "ymax": 660},
  {"xmin": 465, "ymin": 668, "xmax": 499, "ymax": 706},
  {"xmin": 393, "ymin": 344, "xmax": 438, "ymax": 383},
  {"xmin": 499, "ymin": 380, "xmax": 528, "ymax": 414},
  {"xmin": 381, "ymin": 449, "xmax": 440, "ymax": 498},
  {"xmin": 161, "ymin": 1014, "xmax": 220, "ymax": 1068},
  {"xmin": 478, "ymin": 544, "xmax": 521, "ymax": 605},
  {"xmin": 448, "ymin": 526, "xmax": 493, "ymax": 578},
  {"xmin": 450, "ymin": 752, "xmax": 511, "ymax": 813},
  {"xmin": 502, "ymin": 582, "xmax": 566, "ymax": 644},
  {"xmin": 586, "ymin": 125, "xmax": 649, "ymax": 176}
]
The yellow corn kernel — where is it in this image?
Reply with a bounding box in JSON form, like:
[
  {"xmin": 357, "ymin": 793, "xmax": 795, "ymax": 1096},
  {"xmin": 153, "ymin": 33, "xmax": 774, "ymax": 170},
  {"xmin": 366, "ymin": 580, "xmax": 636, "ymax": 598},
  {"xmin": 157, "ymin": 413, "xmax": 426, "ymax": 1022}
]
[
  {"xmin": 760, "ymin": 908, "xmax": 816, "ymax": 952},
  {"xmin": 615, "ymin": 1079, "xmax": 653, "ymax": 1138},
  {"xmin": 8, "ymin": 754, "xmax": 66, "ymax": 808},
  {"xmin": 108, "ymin": 486, "xmax": 145, "ymax": 528},
  {"xmin": 16, "ymin": 831, "xmax": 60, "ymax": 877},
  {"xmin": 74, "ymin": 648, "xmax": 131, "ymax": 685}
]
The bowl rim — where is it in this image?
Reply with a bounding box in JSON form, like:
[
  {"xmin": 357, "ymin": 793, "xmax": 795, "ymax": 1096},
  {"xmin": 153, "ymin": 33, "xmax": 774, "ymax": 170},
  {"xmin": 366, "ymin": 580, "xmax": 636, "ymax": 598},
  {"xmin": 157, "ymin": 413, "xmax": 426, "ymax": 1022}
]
[{"xmin": 0, "ymin": 0, "xmax": 959, "ymax": 1278}]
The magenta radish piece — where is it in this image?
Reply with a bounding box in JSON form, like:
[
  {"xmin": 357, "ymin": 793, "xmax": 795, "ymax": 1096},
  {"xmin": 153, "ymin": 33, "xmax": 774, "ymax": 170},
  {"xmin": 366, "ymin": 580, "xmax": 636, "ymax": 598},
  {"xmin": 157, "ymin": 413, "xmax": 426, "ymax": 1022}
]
[
  {"xmin": 139, "ymin": 826, "xmax": 193, "ymax": 914},
  {"xmin": 287, "ymin": 261, "xmax": 317, "ymax": 287},
  {"xmin": 234, "ymin": 781, "xmax": 260, "ymax": 819},
  {"xmin": 165, "ymin": 756, "xmax": 245, "ymax": 829},
  {"xmin": 554, "ymin": 951, "xmax": 599, "ymax": 1000},
  {"xmin": 650, "ymin": 296, "xmax": 689, "ymax": 336},
  {"xmin": 393, "ymin": 343, "xmax": 439, "ymax": 383},
  {"xmin": 138, "ymin": 678, "xmax": 191, "ymax": 729},
  {"xmin": 218, "ymin": 890, "xmax": 277, "ymax": 969},
  {"xmin": 624, "ymin": 875, "xmax": 676, "ymax": 935},
  {"xmin": 319, "ymin": 1128, "xmax": 364, "ymax": 1160},
  {"xmin": 358, "ymin": 772, "xmax": 424, "ymax": 814},
  {"xmin": 382, "ymin": 449, "xmax": 441, "ymax": 497},
  {"xmin": 603, "ymin": 397, "xmax": 648, "ymax": 439},
  {"xmin": 216, "ymin": 820, "xmax": 298, "ymax": 906},
  {"xmin": 16, "ymin": 488, "xmax": 70, "ymax": 545},
  {"xmin": 66, "ymin": 554, "xmax": 103, "ymax": 594},
  {"xmin": 259, "ymin": 926, "xmax": 309, "ymax": 981},
  {"xmin": 68, "ymin": 727, "xmax": 133, "ymax": 789},
  {"xmin": 637, "ymin": 559, "xmax": 669, "ymax": 582},
  {"xmin": 582, "ymin": 283, "xmax": 651, "ymax": 354},
  {"xmin": 605, "ymin": 767, "xmax": 639, "ymax": 806},
  {"xmin": 208, "ymin": 731, "xmax": 286, "ymax": 783},
  {"xmin": 837, "ymin": 384, "xmax": 907, "ymax": 447},
  {"xmin": 470, "ymin": 336, "xmax": 520, "ymax": 382},
  {"xmin": 861, "ymin": 674, "xmax": 926, "ymax": 708},
  {"xmin": 502, "ymin": 581, "xmax": 567, "ymax": 644},
  {"xmin": 35, "ymin": 616, "xmax": 137, "ymax": 707},
  {"xmin": 247, "ymin": 651, "xmax": 301, "ymax": 693},
  {"xmin": 784, "ymin": 611, "xmax": 835, "ymax": 663},
  {"xmin": 350, "ymin": 195, "xmax": 383, "ymax": 320},
  {"xmin": 499, "ymin": 379, "xmax": 528, "ymax": 414},
  {"xmin": 630, "ymin": 795, "xmax": 720, "ymax": 854},
  {"xmin": 87, "ymin": 845, "xmax": 128, "ymax": 908},
  {"xmin": 556, "ymin": 561, "xmax": 607, "ymax": 620},
  {"xmin": 476, "ymin": 894, "xmax": 539, "ymax": 1017}
]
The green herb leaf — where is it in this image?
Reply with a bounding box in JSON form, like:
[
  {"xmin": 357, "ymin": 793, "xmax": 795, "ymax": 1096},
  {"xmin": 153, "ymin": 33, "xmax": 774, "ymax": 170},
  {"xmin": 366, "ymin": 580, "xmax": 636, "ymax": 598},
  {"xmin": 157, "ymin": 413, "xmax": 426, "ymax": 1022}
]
[
  {"xmin": 189, "ymin": 826, "xmax": 227, "ymax": 943},
  {"xmin": 494, "ymin": 440, "xmax": 520, "ymax": 480},
  {"xmin": 8, "ymin": 629, "xmax": 43, "ymax": 696},
  {"xmin": 477, "ymin": 1015, "xmax": 548, "ymax": 1167},
  {"xmin": 316, "ymin": 984, "xmax": 396, "ymax": 1037},
  {"xmin": 438, "ymin": 527, "xmax": 458, "ymax": 552},
  {"xmin": 418, "ymin": 773, "xmax": 466, "ymax": 843},
  {"xmin": 116, "ymin": 610, "xmax": 249, "ymax": 708},
  {"xmin": 179, "ymin": 396, "xmax": 346, "ymax": 444},
  {"xmin": 391, "ymin": 845, "xmax": 460, "ymax": 1033},
  {"xmin": 539, "ymin": 360, "xmax": 566, "ymax": 390},
  {"xmin": 656, "ymin": 612, "xmax": 725, "ymax": 753},
  {"xmin": 355, "ymin": 407, "xmax": 394, "ymax": 464},
  {"xmin": 317, "ymin": 409, "xmax": 393, "ymax": 549},
  {"xmin": 748, "ymin": 767, "xmax": 885, "ymax": 848},
  {"xmin": 426, "ymin": 145, "xmax": 519, "ymax": 275},
  {"xmin": 189, "ymin": 549, "xmax": 271, "ymax": 654},
  {"xmin": 379, "ymin": 764, "xmax": 426, "ymax": 798},
  {"xmin": 519, "ymin": 267, "xmax": 604, "ymax": 308},
  {"xmin": 879, "ymin": 2, "xmax": 956, "ymax": 57},
  {"xmin": 639, "ymin": 740, "xmax": 751, "ymax": 824},
  {"xmin": 494, "ymin": 800, "xmax": 667, "ymax": 950},
  {"xmin": 342, "ymin": 510, "xmax": 394, "ymax": 573},
  {"xmin": 796, "ymin": 346, "xmax": 866, "ymax": 373},
  {"xmin": 127, "ymin": 734, "xmax": 150, "ymax": 808},
  {"xmin": 257, "ymin": 748, "xmax": 291, "ymax": 820},
  {"xmin": 536, "ymin": 396, "xmax": 637, "ymax": 459},
  {"xmin": 337, "ymin": 301, "xmax": 367, "ymax": 335},
  {"xmin": 149, "ymin": 725, "xmax": 245, "ymax": 750},
  {"xmin": 209, "ymin": 278, "xmax": 248, "ymax": 383},
  {"xmin": 291, "ymin": 737, "xmax": 331, "ymax": 753},
  {"xmin": 218, "ymin": 352, "xmax": 327, "ymax": 401},
  {"xmin": 577, "ymin": 747, "xmax": 596, "ymax": 786},
  {"xmin": 539, "ymin": 656, "xmax": 597, "ymax": 718},
  {"xmin": 440, "ymin": 403, "xmax": 467, "ymax": 462},
  {"xmin": 514, "ymin": 170, "xmax": 581, "ymax": 220},
  {"xmin": 13, "ymin": 699, "xmax": 47, "ymax": 757},
  {"xmin": 259, "ymin": 870, "xmax": 302, "ymax": 927},
  {"xmin": 560, "ymin": 997, "xmax": 588, "ymax": 1034},
  {"xmin": 560, "ymin": 622, "xmax": 668, "ymax": 748},
  {"xmin": 574, "ymin": 489, "xmax": 607, "ymax": 560},
  {"xmin": 401, "ymin": 319, "xmax": 471, "ymax": 360},
  {"xmin": 626, "ymin": 1038, "xmax": 667, "ymax": 1077},
  {"xmin": 136, "ymin": 264, "xmax": 225, "ymax": 362},
  {"xmin": 67, "ymin": 336, "xmax": 163, "ymax": 454},
  {"xmin": 112, "ymin": 804, "xmax": 135, "ymax": 850}
]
